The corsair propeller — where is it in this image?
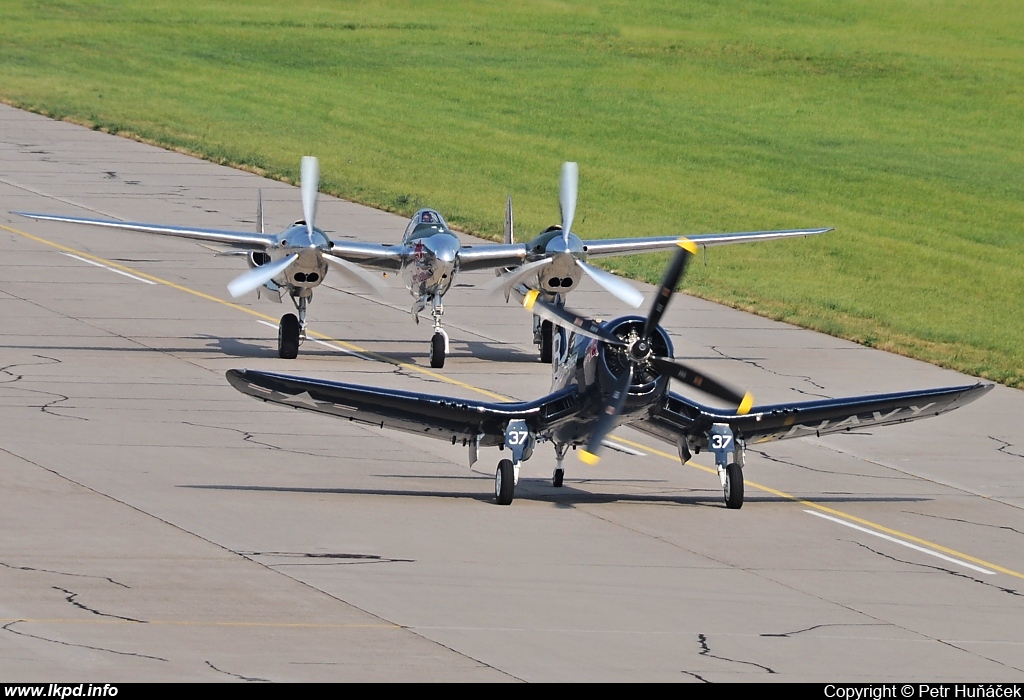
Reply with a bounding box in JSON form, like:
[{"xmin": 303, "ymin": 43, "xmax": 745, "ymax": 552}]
[{"xmin": 525, "ymin": 238, "xmax": 753, "ymax": 464}]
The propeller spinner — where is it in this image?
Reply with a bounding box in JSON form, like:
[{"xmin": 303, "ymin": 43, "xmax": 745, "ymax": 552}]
[{"xmin": 525, "ymin": 238, "xmax": 753, "ymax": 464}]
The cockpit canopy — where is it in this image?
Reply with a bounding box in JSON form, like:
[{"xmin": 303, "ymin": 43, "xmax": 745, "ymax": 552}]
[{"xmin": 404, "ymin": 208, "xmax": 448, "ymax": 240}]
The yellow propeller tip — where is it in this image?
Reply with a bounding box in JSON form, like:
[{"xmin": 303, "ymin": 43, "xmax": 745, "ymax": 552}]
[
  {"xmin": 523, "ymin": 289, "xmax": 539, "ymax": 310},
  {"xmin": 738, "ymin": 392, "xmax": 754, "ymax": 415},
  {"xmin": 677, "ymin": 237, "xmax": 698, "ymax": 254},
  {"xmin": 579, "ymin": 450, "xmax": 600, "ymax": 465}
]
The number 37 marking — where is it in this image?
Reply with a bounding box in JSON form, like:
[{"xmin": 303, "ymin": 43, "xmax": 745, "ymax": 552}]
[{"xmin": 710, "ymin": 434, "xmax": 732, "ymax": 450}]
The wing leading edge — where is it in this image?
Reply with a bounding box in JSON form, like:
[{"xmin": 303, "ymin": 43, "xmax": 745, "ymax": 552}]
[
  {"xmin": 14, "ymin": 211, "xmax": 278, "ymax": 250},
  {"xmin": 582, "ymin": 228, "xmax": 833, "ymax": 258},
  {"xmin": 225, "ymin": 369, "xmax": 581, "ymax": 447},
  {"xmin": 634, "ymin": 382, "xmax": 993, "ymax": 448}
]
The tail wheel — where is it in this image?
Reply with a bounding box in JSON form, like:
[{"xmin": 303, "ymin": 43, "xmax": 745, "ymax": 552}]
[
  {"xmin": 724, "ymin": 462, "xmax": 743, "ymax": 509},
  {"xmin": 278, "ymin": 314, "xmax": 300, "ymax": 359},
  {"xmin": 429, "ymin": 332, "xmax": 446, "ymax": 368},
  {"xmin": 495, "ymin": 459, "xmax": 515, "ymax": 505}
]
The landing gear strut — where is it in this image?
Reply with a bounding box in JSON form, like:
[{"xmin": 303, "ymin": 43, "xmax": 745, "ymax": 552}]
[
  {"xmin": 428, "ymin": 293, "xmax": 449, "ymax": 368},
  {"xmin": 415, "ymin": 293, "xmax": 450, "ymax": 368},
  {"xmin": 552, "ymin": 443, "xmax": 567, "ymax": 487},
  {"xmin": 279, "ymin": 293, "xmax": 310, "ymax": 359},
  {"xmin": 532, "ymin": 294, "xmax": 563, "ymax": 363},
  {"xmin": 710, "ymin": 423, "xmax": 745, "ymax": 509}
]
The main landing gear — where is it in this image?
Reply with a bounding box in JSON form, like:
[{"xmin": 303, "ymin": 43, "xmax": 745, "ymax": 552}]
[
  {"xmin": 709, "ymin": 423, "xmax": 745, "ymax": 509},
  {"xmin": 279, "ymin": 293, "xmax": 310, "ymax": 359},
  {"xmin": 532, "ymin": 294, "xmax": 563, "ymax": 363},
  {"xmin": 495, "ymin": 459, "xmax": 516, "ymax": 505}
]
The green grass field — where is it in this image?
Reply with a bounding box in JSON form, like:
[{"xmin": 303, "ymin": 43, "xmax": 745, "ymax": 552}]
[{"xmin": 2, "ymin": 1, "xmax": 1021, "ymax": 386}]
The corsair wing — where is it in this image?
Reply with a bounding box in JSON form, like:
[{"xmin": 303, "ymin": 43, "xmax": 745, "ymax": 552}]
[
  {"xmin": 14, "ymin": 211, "xmax": 277, "ymax": 250},
  {"xmin": 226, "ymin": 369, "xmax": 581, "ymax": 447},
  {"xmin": 634, "ymin": 383, "xmax": 993, "ymax": 448}
]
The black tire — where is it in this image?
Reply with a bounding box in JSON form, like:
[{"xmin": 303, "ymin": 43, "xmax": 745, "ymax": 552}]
[
  {"xmin": 539, "ymin": 320, "xmax": 553, "ymax": 364},
  {"xmin": 724, "ymin": 462, "xmax": 743, "ymax": 509},
  {"xmin": 495, "ymin": 459, "xmax": 515, "ymax": 505},
  {"xmin": 429, "ymin": 333, "xmax": 445, "ymax": 368},
  {"xmin": 552, "ymin": 468, "xmax": 564, "ymax": 488},
  {"xmin": 278, "ymin": 313, "xmax": 300, "ymax": 359}
]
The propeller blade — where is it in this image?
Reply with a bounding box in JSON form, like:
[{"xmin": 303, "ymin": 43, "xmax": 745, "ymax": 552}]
[
  {"xmin": 650, "ymin": 356, "xmax": 753, "ymax": 414},
  {"xmin": 579, "ymin": 365, "xmax": 633, "ymax": 465},
  {"xmin": 322, "ymin": 253, "xmax": 387, "ymax": 296},
  {"xmin": 559, "ymin": 161, "xmax": 578, "ymax": 247},
  {"xmin": 483, "ymin": 259, "xmax": 549, "ymax": 297},
  {"xmin": 643, "ymin": 238, "xmax": 697, "ymax": 338},
  {"xmin": 301, "ymin": 156, "xmax": 319, "ymax": 237},
  {"xmin": 227, "ymin": 253, "xmax": 298, "ymax": 298},
  {"xmin": 577, "ymin": 260, "xmax": 645, "ymax": 308},
  {"xmin": 523, "ymin": 290, "xmax": 625, "ymax": 346}
]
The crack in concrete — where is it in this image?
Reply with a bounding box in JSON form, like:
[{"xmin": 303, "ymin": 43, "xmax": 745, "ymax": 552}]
[
  {"xmin": 761, "ymin": 622, "xmax": 888, "ymax": 637},
  {"xmin": 751, "ymin": 448, "xmax": 912, "ymax": 480},
  {"xmin": 990, "ymin": 436, "xmax": 1024, "ymax": 460},
  {"xmin": 902, "ymin": 510, "xmax": 1024, "ymax": 538},
  {"xmin": 53, "ymin": 587, "xmax": 149, "ymax": 623},
  {"xmin": 708, "ymin": 345, "xmax": 828, "ymax": 394},
  {"xmin": 0, "ymin": 355, "xmax": 87, "ymax": 420},
  {"xmin": 181, "ymin": 421, "xmax": 327, "ymax": 458},
  {"xmin": 936, "ymin": 638, "xmax": 1024, "ymax": 675},
  {"xmin": 851, "ymin": 542, "xmax": 1024, "ymax": 598},
  {"xmin": 0, "ymin": 561, "xmax": 129, "ymax": 588},
  {"xmin": 697, "ymin": 633, "xmax": 776, "ymax": 674},
  {"xmin": 2, "ymin": 621, "xmax": 167, "ymax": 662},
  {"xmin": 679, "ymin": 669, "xmax": 711, "ymax": 682},
  {"xmin": 205, "ymin": 660, "xmax": 270, "ymax": 682}
]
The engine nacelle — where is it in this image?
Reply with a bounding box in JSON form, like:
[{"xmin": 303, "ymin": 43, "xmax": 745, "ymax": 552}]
[{"xmin": 247, "ymin": 251, "xmax": 272, "ymax": 269}]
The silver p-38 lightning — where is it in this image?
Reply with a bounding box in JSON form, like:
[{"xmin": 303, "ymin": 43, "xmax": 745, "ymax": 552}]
[
  {"xmin": 225, "ymin": 240, "xmax": 991, "ymax": 507},
  {"xmin": 16, "ymin": 158, "xmax": 831, "ymax": 367}
]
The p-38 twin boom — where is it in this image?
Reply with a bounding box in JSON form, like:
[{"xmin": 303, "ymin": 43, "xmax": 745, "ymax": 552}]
[{"xmin": 226, "ymin": 241, "xmax": 991, "ymax": 507}]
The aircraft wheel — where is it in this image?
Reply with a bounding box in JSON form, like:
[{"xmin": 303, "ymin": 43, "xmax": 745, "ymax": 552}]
[
  {"xmin": 539, "ymin": 320, "xmax": 553, "ymax": 364},
  {"xmin": 495, "ymin": 459, "xmax": 515, "ymax": 505},
  {"xmin": 429, "ymin": 332, "xmax": 446, "ymax": 368},
  {"xmin": 278, "ymin": 314, "xmax": 300, "ymax": 359},
  {"xmin": 552, "ymin": 468, "xmax": 564, "ymax": 488},
  {"xmin": 724, "ymin": 462, "xmax": 744, "ymax": 509}
]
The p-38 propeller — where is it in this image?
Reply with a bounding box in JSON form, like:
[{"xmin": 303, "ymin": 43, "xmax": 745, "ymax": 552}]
[{"xmin": 226, "ymin": 241, "xmax": 991, "ymax": 507}]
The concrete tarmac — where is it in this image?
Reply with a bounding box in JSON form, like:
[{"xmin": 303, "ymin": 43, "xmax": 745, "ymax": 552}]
[{"xmin": 1, "ymin": 103, "xmax": 1022, "ymax": 682}]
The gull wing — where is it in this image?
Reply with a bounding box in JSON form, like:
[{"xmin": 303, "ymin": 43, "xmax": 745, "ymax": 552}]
[
  {"xmin": 327, "ymin": 240, "xmax": 408, "ymax": 271},
  {"xmin": 14, "ymin": 211, "xmax": 277, "ymax": 250},
  {"xmin": 633, "ymin": 383, "xmax": 993, "ymax": 448},
  {"xmin": 582, "ymin": 228, "xmax": 833, "ymax": 259},
  {"xmin": 226, "ymin": 369, "xmax": 581, "ymax": 447}
]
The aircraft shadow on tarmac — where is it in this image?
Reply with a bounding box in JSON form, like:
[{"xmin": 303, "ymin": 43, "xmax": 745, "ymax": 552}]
[
  {"xmin": 181, "ymin": 480, "xmax": 932, "ymax": 507},
  {"xmin": 324, "ymin": 338, "xmax": 538, "ymax": 364}
]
